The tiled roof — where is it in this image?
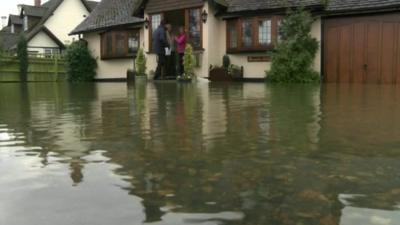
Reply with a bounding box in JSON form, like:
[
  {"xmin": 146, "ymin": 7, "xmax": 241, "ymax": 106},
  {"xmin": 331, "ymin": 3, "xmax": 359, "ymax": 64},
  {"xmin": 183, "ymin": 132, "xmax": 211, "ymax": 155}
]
[
  {"xmin": 0, "ymin": 31, "xmax": 19, "ymax": 50},
  {"xmin": 224, "ymin": 0, "xmax": 324, "ymax": 13},
  {"xmin": 327, "ymin": 0, "xmax": 400, "ymax": 12},
  {"xmin": 71, "ymin": 0, "xmax": 143, "ymax": 34},
  {"xmin": 219, "ymin": 0, "xmax": 400, "ymax": 13},
  {"xmin": 8, "ymin": 15, "xmax": 23, "ymax": 25},
  {"xmin": 20, "ymin": 5, "xmax": 48, "ymax": 17},
  {"xmin": 86, "ymin": 0, "xmax": 99, "ymax": 11}
]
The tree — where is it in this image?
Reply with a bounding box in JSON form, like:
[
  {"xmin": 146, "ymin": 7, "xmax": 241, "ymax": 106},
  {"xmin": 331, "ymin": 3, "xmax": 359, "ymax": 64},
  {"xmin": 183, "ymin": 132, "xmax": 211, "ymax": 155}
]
[
  {"xmin": 17, "ymin": 35, "xmax": 28, "ymax": 82},
  {"xmin": 135, "ymin": 48, "xmax": 147, "ymax": 76},
  {"xmin": 65, "ymin": 41, "xmax": 97, "ymax": 82},
  {"xmin": 267, "ymin": 8, "xmax": 320, "ymax": 83}
]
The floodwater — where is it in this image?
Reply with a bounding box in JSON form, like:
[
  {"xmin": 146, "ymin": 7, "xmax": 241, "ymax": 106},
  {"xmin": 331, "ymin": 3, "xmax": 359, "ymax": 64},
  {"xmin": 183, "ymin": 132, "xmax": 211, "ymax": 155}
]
[{"xmin": 0, "ymin": 82, "xmax": 400, "ymax": 225}]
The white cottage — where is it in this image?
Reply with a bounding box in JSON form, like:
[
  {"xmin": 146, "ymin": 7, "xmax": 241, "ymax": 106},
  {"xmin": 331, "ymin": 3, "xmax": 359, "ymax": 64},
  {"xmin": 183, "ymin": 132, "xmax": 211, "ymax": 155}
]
[{"xmin": 1, "ymin": 0, "xmax": 98, "ymax": 55}]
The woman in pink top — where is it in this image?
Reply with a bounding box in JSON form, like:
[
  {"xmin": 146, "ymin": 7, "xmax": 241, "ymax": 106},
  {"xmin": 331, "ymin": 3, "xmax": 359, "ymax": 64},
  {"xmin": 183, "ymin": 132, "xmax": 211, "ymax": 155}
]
[{"xmin": 175, "ymin": 26, "xmax": 187, "ymax": 76}]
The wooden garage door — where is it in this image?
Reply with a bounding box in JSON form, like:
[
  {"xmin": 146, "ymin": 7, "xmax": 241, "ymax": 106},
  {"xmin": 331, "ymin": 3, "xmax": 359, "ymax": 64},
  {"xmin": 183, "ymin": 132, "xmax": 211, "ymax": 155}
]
[{"xmin": 324, "ymin": 14, "xmax": 400, "ymax": 84}]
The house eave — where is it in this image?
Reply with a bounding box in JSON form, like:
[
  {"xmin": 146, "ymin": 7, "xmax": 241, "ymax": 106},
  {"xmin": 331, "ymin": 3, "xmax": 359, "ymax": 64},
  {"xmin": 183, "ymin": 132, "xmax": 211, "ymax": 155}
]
[
  {"xmin": 218, "ymin": 5, "xmax": 325, "ymax": 18},
  {"xmin": 324, "ymin": 6, "xmax": 400, "ymax": 18},
  {"xmin": 70, "ymin": 22, "xmax": 144, "ymax": 36}
]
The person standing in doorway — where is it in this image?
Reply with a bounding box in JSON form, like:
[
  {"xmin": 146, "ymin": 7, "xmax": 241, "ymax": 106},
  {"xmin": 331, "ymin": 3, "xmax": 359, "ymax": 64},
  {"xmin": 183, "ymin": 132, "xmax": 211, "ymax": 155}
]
[
  {"xmin": 165, "ymin": 23, "xmax": 176, "ymax": 78},
  {"xmin": 152, "ymin": 20, "xmax": 170, "ymax": 80},
  {"xmin": 175, "ymin": 26, "xmax": 187, "ymax": 76}
]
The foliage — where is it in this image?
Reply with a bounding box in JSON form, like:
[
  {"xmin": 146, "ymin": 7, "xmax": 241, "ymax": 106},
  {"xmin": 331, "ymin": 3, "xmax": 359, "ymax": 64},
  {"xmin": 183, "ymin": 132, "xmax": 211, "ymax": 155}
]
[
  {"xmin": 267, "ymin": 8, "xmax": 320, "ymax": 83},
  {"xmin": 179, "ymin": 44, "xmax": 195, "ymax": 81},
  {"xmin": 17, "ymin": 35, "xmax": 28, "ymax": 82},
  {"xmin": 65, "ymin": 41, "xmax": 97, "ymax": 82},
  {"xmin": 223, "ymin": 55, "xmax": 231, "ymax": 69},
  {"xmin": 135, "ymin": 48, "xmax": 147, "ymax": 76}
]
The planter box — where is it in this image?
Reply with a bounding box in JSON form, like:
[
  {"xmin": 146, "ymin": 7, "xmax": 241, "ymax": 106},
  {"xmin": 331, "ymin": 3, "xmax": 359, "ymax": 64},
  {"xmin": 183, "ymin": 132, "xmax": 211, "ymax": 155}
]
[
  {"xmin": 209, "ymin": 67, "xmax": 244, "ymax": 82},
  {"xmin": 209, "ymin": 68, "xmax": 232, "ymax": 82}
]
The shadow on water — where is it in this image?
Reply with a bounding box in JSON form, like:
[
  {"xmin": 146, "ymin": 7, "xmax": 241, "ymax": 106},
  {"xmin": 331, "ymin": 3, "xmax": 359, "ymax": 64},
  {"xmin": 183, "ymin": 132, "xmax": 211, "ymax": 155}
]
[{"xmin": 0, "ymin": 82, "xmax": 400, "ymax": 225}]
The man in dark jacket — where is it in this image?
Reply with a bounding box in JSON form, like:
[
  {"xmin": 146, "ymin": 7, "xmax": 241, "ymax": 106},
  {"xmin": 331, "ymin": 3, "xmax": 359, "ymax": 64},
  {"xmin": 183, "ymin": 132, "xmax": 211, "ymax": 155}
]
[{"xmin": 152, "ymin": 20, "xmax": 170, "ymax": 80}]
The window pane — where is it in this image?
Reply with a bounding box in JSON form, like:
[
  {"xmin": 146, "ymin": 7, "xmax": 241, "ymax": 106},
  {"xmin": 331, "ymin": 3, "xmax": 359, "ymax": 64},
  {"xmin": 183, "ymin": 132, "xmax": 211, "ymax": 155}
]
[
  {"xmin": 151, "ymin": 14, "xmax": 161, "ymax": 32},
  {"xmin": 277, "ymin": 19, "xmax": 283, "ymax": 41},
  {"xmin": 229, "ymin": 23, "xmax": 237, "ymax": 49},
  {"xmin": 258, "ymin": 19, "xmax": 271, "ymax": 45},
  {"xmin": 241, "ymin": 20, "xmax": 252, "ymax": 48},
  {"xmin": 188, "ymin": 9, "xmax": 201, "ymax": 48},
  {"xmin": 106, "ymin": 33, "xmax": 113, "ymax": 56},
  {"xmin": 128, "ymin": 32, "xmax": 139, "ymax": 54},
  {"xmin": 115, "ymin": 33, "xmax": 125, "ymax": 55}
]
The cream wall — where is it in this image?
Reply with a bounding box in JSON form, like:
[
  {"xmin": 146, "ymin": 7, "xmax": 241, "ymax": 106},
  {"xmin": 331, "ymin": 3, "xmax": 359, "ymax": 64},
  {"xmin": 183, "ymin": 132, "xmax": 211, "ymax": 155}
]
[
  {"xmin": 28, "ymin": 31, "xmax": 59, "ymax": 53},
  {"xmin": 84, "ymin": 29, "xmax": 145, "ymax": 80},
  {"xmin": 311, "ymin": 17, "xmax": 322, "ymax": 73},
  {"xmin": 44, "ymin": 0, "xmax": 90, "ymax": 44}
]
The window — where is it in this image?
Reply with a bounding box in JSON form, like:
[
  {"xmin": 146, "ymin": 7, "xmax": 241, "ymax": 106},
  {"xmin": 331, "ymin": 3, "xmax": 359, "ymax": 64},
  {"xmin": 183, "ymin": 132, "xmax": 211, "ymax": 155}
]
[
  {"xmin": 101, "ymin": 30, "xmax": 140, "ymax": 59},
  {"xmin": 188, "ymin": 8, "xmax": 201, "ymax": 49},
  {"xmin": 258, "ymin": 18, "xmax": 271, "ymax": 45},
  {"xmin": 128, "ymin": 32, "xmax": 139, "ymax": 54},
  {"xmin": 228, "ymin": 21, "xmax": 237, "ymax": 49},
  {"xmin": 241, "ymin": 20, "xmax": 253, "ymax": 48},
  {"xmin": 277, "ymin": 19, "xmax": 283, "ymax": 41},
  {"xmin": 115, "ymin": 33, "xmax": 125, "ymax": 55},
  {"xmin": 11, "ymin": 24, "xmax": 15, "ymax": 34},
  {"xmin": 227, "ymin": 16, "xmax": 282, "ymax": 52},
  {"xmin": 45, "ymin": 48, "xmax": 52, "ymax": 58},
  {"xmin": 23, "ymin": 16, "xmax": 28, "ymax": 31},
  {"xmin": 105, "ymin": 32, "xmax": 113, "ymax": 56},
  {"xmin": 151, "ymin": 14, "xmax": 161, "ymax": 32}
]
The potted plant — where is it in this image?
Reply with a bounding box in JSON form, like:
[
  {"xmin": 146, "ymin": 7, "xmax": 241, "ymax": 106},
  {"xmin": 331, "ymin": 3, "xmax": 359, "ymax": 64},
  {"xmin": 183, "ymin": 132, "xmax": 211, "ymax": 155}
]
[
  {"xmin": 177, "ymin": 44, "xmax": 195, "ymax": 82},
  {"xmin": 134, "ymin": 48, "xmax": 147, "ymax": 82}
]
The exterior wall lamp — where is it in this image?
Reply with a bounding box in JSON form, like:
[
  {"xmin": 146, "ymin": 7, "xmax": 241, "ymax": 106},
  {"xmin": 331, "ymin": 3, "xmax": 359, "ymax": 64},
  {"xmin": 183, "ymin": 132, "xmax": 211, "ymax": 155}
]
[
  {"xmin": 201, "ymin": 10, "xmax": 208, "ymax": 23},
  {"xmin": 144, "ymin": 17, "xmax": 149, "ymax": 29}
]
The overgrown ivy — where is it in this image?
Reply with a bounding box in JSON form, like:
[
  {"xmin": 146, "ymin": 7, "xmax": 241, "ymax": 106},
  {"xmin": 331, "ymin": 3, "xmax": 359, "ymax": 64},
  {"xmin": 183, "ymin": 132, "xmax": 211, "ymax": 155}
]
[
  {"xmin": 65, "ymin": 41, "xmax": 97, "ymax": 82},
  {"xmin": 267, "ymin": 8, "xmax": 320, "ymax": 83},
  {"xmin": 17, "ymin": 35, "xmax": 28, "ymax": 82}
]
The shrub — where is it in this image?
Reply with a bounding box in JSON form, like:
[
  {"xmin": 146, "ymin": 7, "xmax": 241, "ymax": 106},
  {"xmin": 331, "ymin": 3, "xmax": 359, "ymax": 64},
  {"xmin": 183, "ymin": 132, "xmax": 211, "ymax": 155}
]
[
  {"xmin": 17, "ymin": 35, "xmax": 28, "ymax": 82},
  {"xmin": 135, "ymin": 48, "xmax": 147, "ymax": 76},
  {"xmin": 223, "ymin": 55, "xmax": 231, "ymax": 69},
  {"xmin": 267, "ymin": 8, "xmax": 320, "ymax": 83},
  {"xmin": 181, "ymin": 44, "xmax": 195, "ymax": 80},
  {"xmin": 65, "ymin": 41, "xmax": 97, "ymax": 82}
]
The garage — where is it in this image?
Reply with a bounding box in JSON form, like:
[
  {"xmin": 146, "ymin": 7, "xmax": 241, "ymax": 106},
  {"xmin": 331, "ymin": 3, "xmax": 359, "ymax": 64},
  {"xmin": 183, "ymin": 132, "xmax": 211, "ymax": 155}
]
[{"xmin": 324, "ymin": 14, "xmax": 400, "ymax": 84}]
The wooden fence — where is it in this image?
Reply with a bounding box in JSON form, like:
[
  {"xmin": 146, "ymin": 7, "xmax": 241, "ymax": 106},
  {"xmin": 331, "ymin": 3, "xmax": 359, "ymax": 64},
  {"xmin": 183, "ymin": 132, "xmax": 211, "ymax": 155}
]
[{"xmin": 0, "ymin": 54, "xmax": 67, "ymax": 82}]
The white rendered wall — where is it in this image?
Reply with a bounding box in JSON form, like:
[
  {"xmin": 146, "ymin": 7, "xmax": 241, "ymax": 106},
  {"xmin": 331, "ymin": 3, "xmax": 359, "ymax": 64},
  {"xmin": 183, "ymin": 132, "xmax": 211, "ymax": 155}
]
[{"xmin": 44, "ymin": 0, "xmax": 90, "ymax": 44}]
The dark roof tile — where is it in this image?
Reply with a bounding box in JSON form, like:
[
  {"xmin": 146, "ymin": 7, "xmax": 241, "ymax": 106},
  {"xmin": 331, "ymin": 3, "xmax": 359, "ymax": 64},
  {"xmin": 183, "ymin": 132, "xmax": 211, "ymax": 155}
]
[
  {"xmin": 327, "ymin": 0, "xmax": 400, "ymax": 12},
  {"xmin": 225, "ymin": 0, "xmax": 324, "ymax": 12},
  {"xmin": 8, "ymin": 15, "xmax": 23, "ymax": 25},
  {"xmin": 71, "ymin": 0, "xmax": 143, "ymax": 34}
]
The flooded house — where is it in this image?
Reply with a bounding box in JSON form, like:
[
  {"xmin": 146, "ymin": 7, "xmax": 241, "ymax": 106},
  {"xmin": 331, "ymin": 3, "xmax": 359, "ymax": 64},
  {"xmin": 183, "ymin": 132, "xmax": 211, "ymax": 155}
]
[{"xmin": 70, "ymin": 0, "xmax": 400, "ymax": 83}]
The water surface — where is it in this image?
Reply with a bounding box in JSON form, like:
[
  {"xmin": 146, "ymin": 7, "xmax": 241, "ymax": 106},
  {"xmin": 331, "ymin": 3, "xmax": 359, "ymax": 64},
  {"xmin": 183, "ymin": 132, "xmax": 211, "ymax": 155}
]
[{"xmin": 0, "ymin": 82, "xmax": 400, "ymax": 225}]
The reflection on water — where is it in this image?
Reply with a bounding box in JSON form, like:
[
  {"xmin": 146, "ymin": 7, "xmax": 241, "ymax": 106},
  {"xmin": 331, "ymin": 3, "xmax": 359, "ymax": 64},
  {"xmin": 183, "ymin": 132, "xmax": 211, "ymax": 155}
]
[{"xmin": 0, "ymin": 82, "xmax": 400, "ymax": 225}]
